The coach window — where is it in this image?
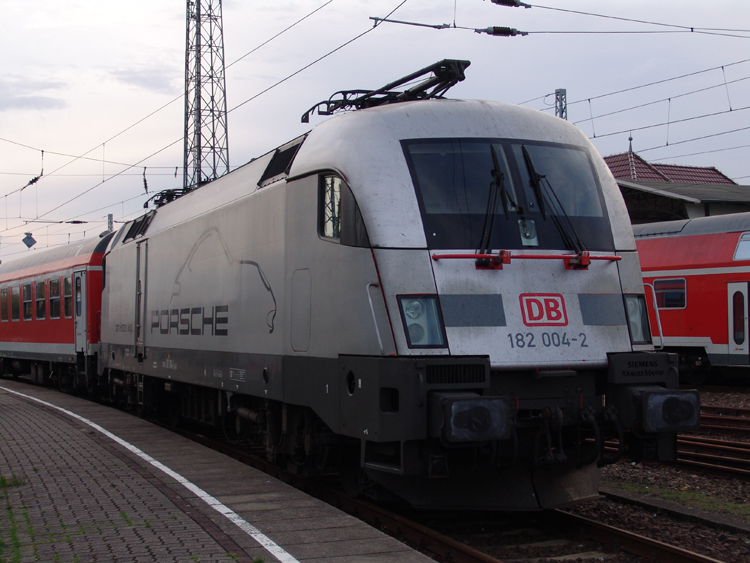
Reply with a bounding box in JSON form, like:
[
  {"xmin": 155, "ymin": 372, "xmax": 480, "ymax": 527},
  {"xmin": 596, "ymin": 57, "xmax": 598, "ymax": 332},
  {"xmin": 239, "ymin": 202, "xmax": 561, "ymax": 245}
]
[
  {"xmin": 654, "ymin": 278, "xmax": 686, "ymax": 309},
  {"xmin": 36, "ymin": 281, "xmax": 46, "ymax": 320},
  {"xmin": 22, "ymin": 284, "xmax": 32, "ymax": 320},
  {"xmin": 64, "ymin": 277, "xmax": 73, "ymax": 318},
  {"xmin": 0, "ymin": 288, "xmax": 7, "ymax": 322},
  {"xmin": 734, "ymin": 233, "xmax": 750, "ymax": 260},
  {"xmin": 11, "ymin": 286, "xmax": 19, "ymax": 321},
  {"xmin": 318, "ymin": 175, "xmax": 370, "ymax": 247},
  {"xmin": 49, "ymin": 278, "xmax": 60, "ymax": 319}
]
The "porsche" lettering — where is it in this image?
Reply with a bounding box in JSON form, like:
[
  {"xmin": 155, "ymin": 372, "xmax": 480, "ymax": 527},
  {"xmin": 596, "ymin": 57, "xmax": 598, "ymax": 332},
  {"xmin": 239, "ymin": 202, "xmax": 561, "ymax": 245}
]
[{"xmin": 150, "ymin": 305, "xmax": 228, "ymax": 336}]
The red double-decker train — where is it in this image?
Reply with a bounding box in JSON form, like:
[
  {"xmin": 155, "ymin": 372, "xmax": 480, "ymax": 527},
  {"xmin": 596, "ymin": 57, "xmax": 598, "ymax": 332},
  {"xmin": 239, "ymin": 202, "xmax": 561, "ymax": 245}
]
[
  {"xmin": 634, "ymin": 213, "xmax": 750, "ymax": 382},
  {"xmin": 0, "ymin": 234, "xmax": 113, "ymax": 388}
]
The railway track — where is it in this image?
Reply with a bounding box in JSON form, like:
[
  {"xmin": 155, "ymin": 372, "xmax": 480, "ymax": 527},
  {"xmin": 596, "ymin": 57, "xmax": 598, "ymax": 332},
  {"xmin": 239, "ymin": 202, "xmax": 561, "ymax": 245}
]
[
  {"xmin": 672, "ymin": 404, "xmax": 750, "ymax": 477},
  {"xmin": 161, "ymin": 413, "xmax": 724, "ymax": 562},
  {"xmin": 3, "ymin": 377, "xmax": 736, "ymax": 562}
]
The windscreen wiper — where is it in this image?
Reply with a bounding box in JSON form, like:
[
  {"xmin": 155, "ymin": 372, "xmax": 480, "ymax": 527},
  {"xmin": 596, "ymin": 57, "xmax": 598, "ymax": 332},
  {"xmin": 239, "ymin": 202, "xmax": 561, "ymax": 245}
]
[
  {"xmin": 521, "ymin": 145, "xmax": 585, "ymax": 253},
  {"xmin": 522, "ymin": 145, "xmax": 547, "ymax": 219},
  {"xmin": 476, "ymin": 145, "xmax": 508, "ymax": 255}
]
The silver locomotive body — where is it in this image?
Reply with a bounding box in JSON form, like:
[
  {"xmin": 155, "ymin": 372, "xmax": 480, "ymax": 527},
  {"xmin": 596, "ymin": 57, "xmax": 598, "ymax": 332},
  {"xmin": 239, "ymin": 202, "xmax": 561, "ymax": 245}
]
[{"xmin": 101, "ymin": 99, "xmax": 698, "ymax": 510}]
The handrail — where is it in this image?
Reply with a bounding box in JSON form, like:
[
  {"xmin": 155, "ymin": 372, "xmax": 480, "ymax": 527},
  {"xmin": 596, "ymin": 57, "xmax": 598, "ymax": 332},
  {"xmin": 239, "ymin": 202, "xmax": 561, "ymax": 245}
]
[
  {"xmin": 431, "ymin": 250, "xmax": 622, "ymax": 270},
  {"xmin": 366, "ymin": 283, "xmax": 385, "ymax": 355},
  {"xmin": 642, "ymin": 282, "xmax": 664, "ymax": 350}
]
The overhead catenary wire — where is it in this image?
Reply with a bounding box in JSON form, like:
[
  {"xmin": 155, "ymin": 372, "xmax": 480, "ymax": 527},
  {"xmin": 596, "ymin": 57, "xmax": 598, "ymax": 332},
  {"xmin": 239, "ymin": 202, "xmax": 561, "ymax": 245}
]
[
  {"xmin": 589, "ymin": 104, "xmax": 750, "ymax": 140},
  {"xmin": 230, "ymin": 0, "xmax": 410, "ymax": 114},
  {"xmin": 529, "ymin": 3, "xmax": 750, "ymax": 35},
  {"xmin": 0, "ymin": 0, "xmax": 411, "ymax": 239},
  {"xmin": 637, "ymin": 124, "xmax": 750, "ymax": 153},
  {"xmin": 650, "ymin": 143, "xmax": 750, "ymax": 162},
  {"xmin": 572, "ymin": 75, "xmax": 750, "ymax": 124},
  {"xmin": 0, "ymin": 1, "xmax": 338, "ymax": 202}
]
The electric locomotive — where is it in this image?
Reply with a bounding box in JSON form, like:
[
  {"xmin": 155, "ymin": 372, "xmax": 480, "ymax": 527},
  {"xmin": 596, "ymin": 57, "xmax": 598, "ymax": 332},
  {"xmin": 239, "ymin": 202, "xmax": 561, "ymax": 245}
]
[
  {"xmin": 98, "ymin": 62, "xmax": 699, "ymax": 510},
  {"xmin": 2, "ymin": 61, "xmax": 700, "ymax": 510}
]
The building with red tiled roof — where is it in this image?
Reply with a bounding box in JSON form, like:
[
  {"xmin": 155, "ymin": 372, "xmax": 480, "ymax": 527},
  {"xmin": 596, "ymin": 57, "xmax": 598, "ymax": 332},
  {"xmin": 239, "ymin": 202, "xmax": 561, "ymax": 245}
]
[
  {"xmin": 604, "ymin": 151, "xmax": 736, "ymax": 185},
  {"xmin": 602, "ymin": 150, "xmax": 750, "ymax": 224}
]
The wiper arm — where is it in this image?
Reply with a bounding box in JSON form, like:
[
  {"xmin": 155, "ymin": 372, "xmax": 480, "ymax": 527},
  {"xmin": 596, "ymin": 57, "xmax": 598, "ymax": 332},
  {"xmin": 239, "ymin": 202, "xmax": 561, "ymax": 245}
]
[
  {"xmin": 521, "ymin": 145, "xmax": 546, "ymax": 219},
  {"xmin": 491, "ymin": 144, "xmax": 517, "ymax": 219},
  {"xmin": 477, "ymin": 145, "xmax": 507, "ymax": 254},
  {"xmin": 521, "ymin": 145, "xmax": 586, "ymax": 253}
]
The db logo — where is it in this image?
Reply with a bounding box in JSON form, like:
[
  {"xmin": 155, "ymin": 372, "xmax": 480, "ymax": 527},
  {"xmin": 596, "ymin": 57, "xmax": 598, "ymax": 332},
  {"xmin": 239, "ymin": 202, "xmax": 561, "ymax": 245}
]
[{"xmin": 519, "ymin": 294, "xmax": 568, "ymax": 326}]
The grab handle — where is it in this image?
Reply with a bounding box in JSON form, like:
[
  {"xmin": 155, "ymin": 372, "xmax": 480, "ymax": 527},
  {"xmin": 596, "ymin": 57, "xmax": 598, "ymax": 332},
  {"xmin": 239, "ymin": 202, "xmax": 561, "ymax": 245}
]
[{"xmin": 367, "ymin": 283, "xmax": 385, "ymax": 355}]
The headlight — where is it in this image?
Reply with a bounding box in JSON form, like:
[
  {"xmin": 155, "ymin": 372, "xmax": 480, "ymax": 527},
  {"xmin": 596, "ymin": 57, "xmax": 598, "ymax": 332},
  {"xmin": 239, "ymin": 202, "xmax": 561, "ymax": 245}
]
[
  {"xmin": 641, "ymin": 390, "xmax": 700, "ymax": 433},
  {"xmin": 398, "ymin": 295, "xmax": 447, "ymax": 348},
  {"xmin": 404, "ymin": 299, "xmax": 424, "ymax": 320},
  {"xmin": 624, "ymin": 294, "xmax": 652, "ymax": 345}
]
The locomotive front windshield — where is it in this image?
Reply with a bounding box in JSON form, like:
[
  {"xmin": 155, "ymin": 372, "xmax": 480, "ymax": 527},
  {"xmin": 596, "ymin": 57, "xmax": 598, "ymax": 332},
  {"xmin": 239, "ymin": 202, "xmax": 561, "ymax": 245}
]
[{"xmin": 402, "ymin": 139, "xmax": 614, "ymax": 251}]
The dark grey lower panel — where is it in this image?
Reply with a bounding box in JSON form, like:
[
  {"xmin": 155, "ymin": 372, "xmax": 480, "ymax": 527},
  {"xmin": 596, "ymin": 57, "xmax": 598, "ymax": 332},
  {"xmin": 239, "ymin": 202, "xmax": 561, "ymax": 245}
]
[
  {"xmin": 103, "ymin": 343, "xmax": 490, "ymax": 443},
  {"xmin": 0, "ymin": 348, "xmax": 78, "ymax": 365},
  {"xmin": 105, "ymin": 342, "xmax": 283, "ymax": 401}
]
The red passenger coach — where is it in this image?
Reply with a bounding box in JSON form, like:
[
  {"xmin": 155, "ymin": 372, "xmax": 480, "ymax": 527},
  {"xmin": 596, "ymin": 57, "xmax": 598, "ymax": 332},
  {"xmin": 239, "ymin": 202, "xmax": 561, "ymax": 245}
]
[
  {"xmin": 0, "ymin": 234, "xmax": 113, "ymax": 388},
  {"xmin": 634, "ymin": 213, "xmax": 750, "ymax": 382}
]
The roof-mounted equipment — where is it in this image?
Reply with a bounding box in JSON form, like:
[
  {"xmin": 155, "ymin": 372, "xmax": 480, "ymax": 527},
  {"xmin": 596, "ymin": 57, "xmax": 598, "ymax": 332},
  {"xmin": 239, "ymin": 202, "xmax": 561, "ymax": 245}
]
[
  {"xmin": 301, "ymin": 59, "xmax": 470, "ymax": 123},
  {"xmin": 143, "ymin": 189, "xmax": 189, "ymax": 209}
]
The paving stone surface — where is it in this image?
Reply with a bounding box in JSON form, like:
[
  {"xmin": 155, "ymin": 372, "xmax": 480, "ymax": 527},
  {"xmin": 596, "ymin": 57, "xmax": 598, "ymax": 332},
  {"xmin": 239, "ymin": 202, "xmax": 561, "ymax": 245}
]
[
  {"xmin": 0, "ymin": 389, "xmax": 239, "ymax": 563},
  {"xmin": 0, "ymin": 380, "xmax": 434, "ymax": 563}
]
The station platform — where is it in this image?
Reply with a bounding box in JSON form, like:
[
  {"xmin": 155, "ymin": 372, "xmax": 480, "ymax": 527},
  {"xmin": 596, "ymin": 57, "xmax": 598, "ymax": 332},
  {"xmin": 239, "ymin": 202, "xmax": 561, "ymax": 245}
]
[{"xmin": 0, "ymin": 379, "xmax": 433, "ymax": 563}]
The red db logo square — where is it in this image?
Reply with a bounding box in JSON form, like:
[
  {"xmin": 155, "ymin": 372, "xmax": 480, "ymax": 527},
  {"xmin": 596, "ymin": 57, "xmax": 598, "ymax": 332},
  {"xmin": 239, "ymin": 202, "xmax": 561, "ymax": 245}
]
[{"xmin": 519, "ymin": 294, "xmax": 568, "ymax": 326}]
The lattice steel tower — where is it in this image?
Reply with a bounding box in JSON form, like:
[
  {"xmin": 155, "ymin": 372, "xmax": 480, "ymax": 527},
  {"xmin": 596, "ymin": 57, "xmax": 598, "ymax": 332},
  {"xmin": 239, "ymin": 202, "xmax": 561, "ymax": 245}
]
[{"xmin": 184, "ymin": 0, "xmax": 229, "ymax": 191}]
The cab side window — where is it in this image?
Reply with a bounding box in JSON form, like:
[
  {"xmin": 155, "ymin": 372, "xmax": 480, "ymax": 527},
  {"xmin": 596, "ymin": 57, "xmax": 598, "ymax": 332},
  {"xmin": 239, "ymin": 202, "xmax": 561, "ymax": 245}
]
[
  {"xmin": 318, "ymin": 175, "xmax": 370, "ymax": 248},
  {"xmin": 320, "ymin": 176, "xmax": 341, "ymax": 239}
]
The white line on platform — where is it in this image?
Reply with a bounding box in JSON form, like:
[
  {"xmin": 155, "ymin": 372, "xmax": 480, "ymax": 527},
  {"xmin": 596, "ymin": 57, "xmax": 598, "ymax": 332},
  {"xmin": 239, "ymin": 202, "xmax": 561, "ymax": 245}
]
[{"xmin": 1, "ymin": 385, "xmax": 300, "ymax": 563}]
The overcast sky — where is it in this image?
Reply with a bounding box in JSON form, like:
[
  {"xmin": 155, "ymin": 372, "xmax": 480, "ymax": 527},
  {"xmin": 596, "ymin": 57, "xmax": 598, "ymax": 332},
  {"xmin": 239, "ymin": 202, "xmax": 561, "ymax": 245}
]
[{"xmin": 1, "ymin": 0, "xmax": 749, "ymax": 261}]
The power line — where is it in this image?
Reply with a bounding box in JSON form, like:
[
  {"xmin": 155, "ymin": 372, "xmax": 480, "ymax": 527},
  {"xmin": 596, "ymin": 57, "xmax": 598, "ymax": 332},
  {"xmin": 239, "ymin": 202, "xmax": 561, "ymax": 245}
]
[
  {"xmin": 649, "ymin": 143, "xmax": 750, "ymax": 162},
  {"xmin": 567, "ymin": 58, "xmax": 750, "ymax": 107},
  {"xmin": 530, "ymin": 30, "xmax": 750, "ymax": 39},
  {"xmin": 590, "ymin": 104, "xmax": 750, "ymax": 139},
  {"xmin": 530, "ymin": 3, "xmax": 750, "ymax": 34},
  {"xmin": 226, "ymin": 0, "xmax": 334, "ymax": 70},
  {"xmin": 2, "ymin": 1, "xmax": 410, "ymax": 236},
  {"xmin": 229, "ymin": 0, "xmax": 410, "ymax": 114},
  {"xmin": 573, "ymin": 75, "xmax": 750, "ymax": 125},
  {"xmin": 637, "ymin": 124, "xmax": 750, "ymax": 153},
  {"xmin": 0, "ymin": 1, "xmax": 336, "ymax": 202}
]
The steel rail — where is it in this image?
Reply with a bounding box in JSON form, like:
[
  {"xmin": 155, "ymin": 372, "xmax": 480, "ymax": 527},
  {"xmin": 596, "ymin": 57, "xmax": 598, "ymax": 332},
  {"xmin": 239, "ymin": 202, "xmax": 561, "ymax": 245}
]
[
  {"xmin": 165, "ymin": 420, "xmax": 727, "ymax": 563},
  {"xmin": 556, "ymin": 511, "xmax": 726, "ymax": 563}
]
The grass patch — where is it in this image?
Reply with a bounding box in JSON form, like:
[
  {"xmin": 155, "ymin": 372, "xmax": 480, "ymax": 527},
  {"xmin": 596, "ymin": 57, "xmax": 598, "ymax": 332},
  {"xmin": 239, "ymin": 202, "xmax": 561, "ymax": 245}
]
[
  {"xmin": 3, "ymin": 491, "xmax": 22, "ymax": 563},
  {"xmin": 119, "ymin": 511, "xmax": 133, "ymax": 526},
  {"xmin": 0, "ymin": 475, "xmax": 26, "ymax": 489},
  {"xmin": 606, "ymin": 480, "xmax": 750, "ymax": 519}
]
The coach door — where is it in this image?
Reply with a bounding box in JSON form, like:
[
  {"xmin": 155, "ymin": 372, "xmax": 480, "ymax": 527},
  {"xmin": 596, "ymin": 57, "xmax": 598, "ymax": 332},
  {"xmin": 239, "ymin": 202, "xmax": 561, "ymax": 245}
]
[
  {"xmin": 74, "ymin": 271, "xmax": 87, "ymax": 353},
  {"xmin": 135, "ymin": 240, "xmax": 148, "ymax": 362},
  {"xmin": 727, "ymin": 282, "xmax": 749, "ymax": 365}
]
